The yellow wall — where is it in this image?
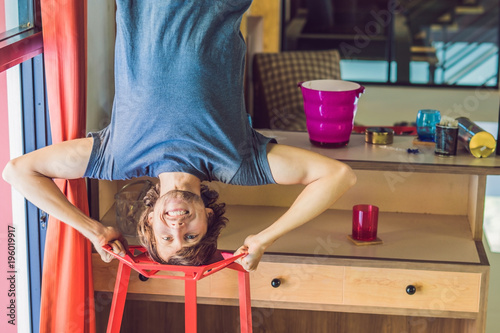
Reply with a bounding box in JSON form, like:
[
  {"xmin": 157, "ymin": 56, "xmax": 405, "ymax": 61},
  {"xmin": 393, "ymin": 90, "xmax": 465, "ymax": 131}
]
[{"xmin": 245, "ymin": 0, "xmax": 281, "ymax": 52}]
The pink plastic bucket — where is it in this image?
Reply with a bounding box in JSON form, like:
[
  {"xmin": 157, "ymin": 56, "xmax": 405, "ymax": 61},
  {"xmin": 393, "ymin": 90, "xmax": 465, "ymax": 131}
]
[{"xmin": 299, "ymin": 80, "xmax": 365, "ymax": 147}]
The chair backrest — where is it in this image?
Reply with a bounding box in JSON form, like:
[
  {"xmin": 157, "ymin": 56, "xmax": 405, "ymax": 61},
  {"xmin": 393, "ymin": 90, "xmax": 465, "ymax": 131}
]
[{"xmin": 252, "ymin": 49, "xmax": 341, "ymax": 131}]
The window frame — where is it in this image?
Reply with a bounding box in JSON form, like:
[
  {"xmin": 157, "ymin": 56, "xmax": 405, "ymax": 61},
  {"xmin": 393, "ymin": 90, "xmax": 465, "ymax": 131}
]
[
  {"xmin": 281, "ymin": 0, "xmax": 500, "ymax": 89},
  {"xmin": 0, "ymin": 0, "xmax": 42, "ymax": 72}
]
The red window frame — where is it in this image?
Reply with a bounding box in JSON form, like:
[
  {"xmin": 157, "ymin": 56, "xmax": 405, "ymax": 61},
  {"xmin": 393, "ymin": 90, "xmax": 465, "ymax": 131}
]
[{"xmin": 0, "ymin": 0, "xmax": 42, "ymax": 73}]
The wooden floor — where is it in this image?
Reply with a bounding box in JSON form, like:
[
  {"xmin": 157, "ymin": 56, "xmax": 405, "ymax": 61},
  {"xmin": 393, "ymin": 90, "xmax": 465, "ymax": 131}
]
[{"xmin": 95, "ymin": 296, "xmax": 471, "ymax": 333}]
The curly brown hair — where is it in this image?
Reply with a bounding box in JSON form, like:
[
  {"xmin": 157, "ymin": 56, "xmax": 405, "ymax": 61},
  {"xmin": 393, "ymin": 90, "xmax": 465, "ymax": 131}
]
[{"xmin": 137, "ymin": 183, "xmax": 227, "ymax": 265}]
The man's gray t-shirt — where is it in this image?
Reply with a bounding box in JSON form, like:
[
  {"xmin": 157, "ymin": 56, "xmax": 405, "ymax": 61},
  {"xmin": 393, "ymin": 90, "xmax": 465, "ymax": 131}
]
[{"xmin": 84, "ymin": 0, "xmax": 276, "ymax": 185}]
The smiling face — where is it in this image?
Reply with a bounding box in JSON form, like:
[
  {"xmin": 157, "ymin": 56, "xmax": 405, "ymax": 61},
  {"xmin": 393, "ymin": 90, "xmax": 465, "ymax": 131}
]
[{"xmin": 149, "ymin": 190, "xmax": 211, "ymax": 262}]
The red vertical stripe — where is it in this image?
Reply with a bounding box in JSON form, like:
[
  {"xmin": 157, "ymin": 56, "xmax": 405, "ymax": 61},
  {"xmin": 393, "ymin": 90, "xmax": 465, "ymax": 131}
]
[{"xmin": 39, "ymin": 1, "xmax": 95, "ymax": 332}]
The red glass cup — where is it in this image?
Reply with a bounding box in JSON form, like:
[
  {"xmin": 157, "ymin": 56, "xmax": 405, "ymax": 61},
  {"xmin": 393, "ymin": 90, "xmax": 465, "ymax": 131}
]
[{"xmin": 352, "ymin": 204, "xmax": 379, "ymax": 241}]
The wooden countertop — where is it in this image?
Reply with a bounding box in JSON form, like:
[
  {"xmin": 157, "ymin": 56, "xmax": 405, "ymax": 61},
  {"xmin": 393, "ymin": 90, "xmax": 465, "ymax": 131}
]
[
  {"xmin": 220, "ymin": 205, "xmax": 481, "ymax": 264},
  {"xmin": 257, "ymin": 130, "xmax": 500, "ymax": 175}
]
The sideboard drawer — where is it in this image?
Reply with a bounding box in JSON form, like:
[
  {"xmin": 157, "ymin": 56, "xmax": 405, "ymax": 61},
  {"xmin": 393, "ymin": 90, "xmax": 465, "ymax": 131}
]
[
  {"xmin": 344, "ymin": 267, "xmax": 481, "ymax": 313},
  {"xmin": 249, "ymin": 262, "xmax": 344, "ymax": 305}
]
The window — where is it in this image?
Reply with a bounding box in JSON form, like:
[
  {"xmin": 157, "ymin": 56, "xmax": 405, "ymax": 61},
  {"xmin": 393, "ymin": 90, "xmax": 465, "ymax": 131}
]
[
  {"xmin": 0, "ymin": 0, "xmax": 33, "ymax": 36},
  {"xmin": 282, "ymin": 0, "xmax": 499, "ymax": 87},
  {"xmin": 0, "ymin": 0, "xmax": 42, "ymax": 72}
]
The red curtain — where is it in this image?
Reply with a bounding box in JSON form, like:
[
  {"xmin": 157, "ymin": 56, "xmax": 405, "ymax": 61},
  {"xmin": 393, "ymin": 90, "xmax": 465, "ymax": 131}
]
[{"xmin": 40, "ymin": 1, "xmax": 95, "ymax": 332}]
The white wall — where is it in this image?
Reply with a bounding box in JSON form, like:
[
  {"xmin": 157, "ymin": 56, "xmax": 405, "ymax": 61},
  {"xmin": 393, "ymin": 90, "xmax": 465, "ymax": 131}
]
[
  {"xmin": 87, "ymin": 0, "xmax": 115, "ymax": 133},
  {"xmin": 6, "ymin": 66, "xmax": 28, "ymax": 333}
]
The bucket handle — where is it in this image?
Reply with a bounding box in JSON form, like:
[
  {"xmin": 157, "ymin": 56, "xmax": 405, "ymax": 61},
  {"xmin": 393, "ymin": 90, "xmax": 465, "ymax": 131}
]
[{"xmin": 356, "ymin": 85, "xmax": 365, "ymax": 96}]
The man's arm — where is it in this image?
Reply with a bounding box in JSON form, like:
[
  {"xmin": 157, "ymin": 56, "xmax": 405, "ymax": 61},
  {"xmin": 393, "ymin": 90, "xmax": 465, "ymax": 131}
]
[
  {"xmin": 236, "ymin": 143, "xmax": 356, "ymax": 271},
  {"xmin": 2, "ymin": 138, "xmax": 126, "ymax": 262}
]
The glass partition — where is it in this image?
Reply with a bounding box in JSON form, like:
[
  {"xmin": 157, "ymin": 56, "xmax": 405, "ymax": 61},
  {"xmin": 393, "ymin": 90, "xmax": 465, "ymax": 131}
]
[{"xmin": 282, "ymin": 0, "xmax": 499, "ymax": 88}]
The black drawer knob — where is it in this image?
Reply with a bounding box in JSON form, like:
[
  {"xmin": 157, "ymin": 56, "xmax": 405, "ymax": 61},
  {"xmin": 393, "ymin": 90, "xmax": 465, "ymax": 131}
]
[
  {"xmin": 271, "ymin": 278, "xmax": 281, "ymax": 288},
  {"xmin": 406, "ymin": 285, "xmax": 416, "ymax": 295}
]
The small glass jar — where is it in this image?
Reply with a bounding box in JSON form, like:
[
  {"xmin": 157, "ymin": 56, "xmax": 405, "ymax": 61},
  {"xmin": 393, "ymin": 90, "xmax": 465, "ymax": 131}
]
[
  {"xmin": 416, "ymin": 109, "xmax": 441, "ymax": 142},
  {"xmin": 352, "ymin": 204, "xmax": 379, "ymax": 241}
]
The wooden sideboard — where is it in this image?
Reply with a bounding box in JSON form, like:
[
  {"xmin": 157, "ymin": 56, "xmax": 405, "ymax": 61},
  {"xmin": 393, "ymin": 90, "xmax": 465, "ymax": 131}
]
[{"xmin": 93, "ymin": 131, "xmax": 500, "ymax": 332}]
